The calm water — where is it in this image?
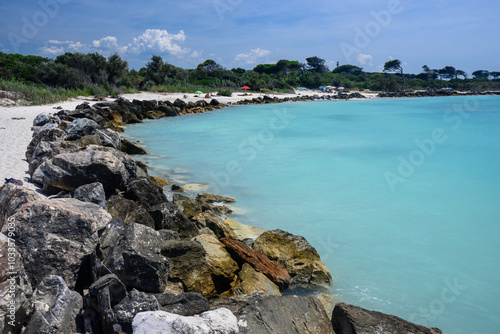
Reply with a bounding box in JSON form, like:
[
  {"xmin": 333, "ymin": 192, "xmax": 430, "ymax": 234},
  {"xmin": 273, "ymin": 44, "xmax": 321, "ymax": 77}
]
[{"xmin": 126, "ymin": 96, "xmax": 500, "ymax": 333}]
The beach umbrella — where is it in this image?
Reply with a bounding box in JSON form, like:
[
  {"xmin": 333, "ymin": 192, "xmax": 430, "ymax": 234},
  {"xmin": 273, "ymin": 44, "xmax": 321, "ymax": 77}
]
[
  {"xmin": 195, "ymin": 91, "xmax": 203, "ymax": 94},
  {"xmin": 241, "ymin": 86, "xmax": 250, "ymax": 91}
]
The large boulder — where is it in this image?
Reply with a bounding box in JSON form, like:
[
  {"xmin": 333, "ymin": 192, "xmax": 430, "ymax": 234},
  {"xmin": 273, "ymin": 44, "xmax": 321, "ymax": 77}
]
[
  {"xmin": 73, "ymin": 182, "xmax": 106, "ymax": 208},
  {"xmin": 331, "ymin": 303, "xmax": 443, "ymax": 334},
  {"xmin": 193, "ymin": 211, "xmax": 238, "ymax": 240},
  {"xmin": 1, "ymin": 198, "xmax": 112, "ymax": 289},
  {"xmin": 161, "ymin": 240, "xmax": 217, "ymax": 298},
  {"xmin": 224, "ymin": 263, "xmax": 281, "ymax": 297},
  {"xmin": 194, "ymin": 234, "xmax": 239, "ymax": 292},
  {"xmin": 132, "ymin": 308, "xmax": 239, "ymax": 334},
  {"xmin": 236, "ymin": 295, "xmax": 334, "ymax": 334},
  {"xmin": 113, "ymin": 289, "xmax": 159, "ymax": 334},
  {"xmin": 25, "ymin": 127, "xmax": 67, "ymax": 161},
  {"xmin": 28, "ymin": 140, "xmax": 63, "ymax": 176},
  {"xmin": 124, "ymin": 177, "xmax": 168, "ymax": 209},
  {"xmin": 103, "ymin": 222, "xmax": 169, "ymax": 293},
  {"xmin": 32, "ymin": 145, "xmax": 138, "ymax": 193},
  {"xmin": 153, "ymin": 292, "xmax": 209, "ymax": 316},
  {"xmin": 148, "ymin": 202, "xmax": 199, "ymax": 238},
  {"xmin": 253, "ymin": 229, "xmax": 332, "ymax": 289},
  {"xmin": 0, "ymin": 233, "xmax": 33, "ymax": 333},
  {"xmin": 23, "ymin": 275, "xmax": 83, "ymax": 334},
  {"xmin": 65, "ymin": 118, "xmax": 101, "ymax": 140},
  {"xmin": 106, "ymin": 195, "xmax": 155, "ymax": 228},
  {"xmin": 0, "ymin": 184, "xmax": 44, "ymax": 227}
]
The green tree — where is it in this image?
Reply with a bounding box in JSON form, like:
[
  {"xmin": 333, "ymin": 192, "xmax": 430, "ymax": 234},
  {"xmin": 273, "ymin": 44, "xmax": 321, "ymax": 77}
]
[
  {"xmin": 384, "ymin": 59, "xmax": 405, "ymax": 88},
  {"xmin": 332, "ymin": 64, "xmax": 363, "ymax": 75},
  {"xmin": 106, "ymin": 54, "xmax": 128, "ymax": 86},
  {"xmin": 472, "ymin": 70, "xmax": 490, "ymax": 79},
  {"xmin": 490, "ymin": 71, "xmax": 500, "ymax": 79},
  {"xmin": 306, "ymin": 56, "xmax": 328, "ymax": 73}
]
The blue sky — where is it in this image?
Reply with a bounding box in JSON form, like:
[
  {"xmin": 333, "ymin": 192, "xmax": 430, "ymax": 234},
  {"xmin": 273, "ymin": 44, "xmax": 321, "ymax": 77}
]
[{"xmin": 0, "ymin": 0, "xmax": 498, "ymax": 75}]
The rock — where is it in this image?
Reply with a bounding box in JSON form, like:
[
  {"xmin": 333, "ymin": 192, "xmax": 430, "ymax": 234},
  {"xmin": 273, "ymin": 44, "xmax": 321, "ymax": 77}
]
[
  {"xmin": 65, "ymin": 117, "xmax": 101, "ymax": 140},
  {"xmin": 159, "ymin": 229, "xmax": 181, "ymax": 241},
  {"xmin": 173, "ymin": 98, "xmax": 187, "ymax": 111},
  {"xmin": 28, "ymin": 140, "xmax": 63, "ymax": 176},
  {"xmin": 97, "ymin": 219, "xmax": 126, "ymax": 260},
  {"xmin": 253, "ymin": 229, "xmax": 332, "ymax": 289},
  {"xmin": 161, "ymin": 240, "xmax": 217, "ymax": 297},
  {"xmin": 194, "ymin": 234, "xmax": 239, "ymax": 292},
  {"xmin": 132, "ymin": 308, "xmax": 239, "ymax": 334},
  {"xmin": 153, "ymin": 292, "xmax": 209, "ymax": 316},
  {"xmin": 113, "ymin": 289, "xmax": 159, "ymax": 333},
  {"xmin": 237, "ymin": 295, "xmax": 334, "ymax": 334},
  {"xmin": 106, "ymin": 195, "xmax": 155, "ymax": 228},
  {"xmin": 193, "ymin": 211, "xmax": 238, "ymax": 240},
  {"xmin": 221, "ymin": 237, "xmax": 290, "ymax": 291},
  {"xmin": 32, "ymin": 145, "xmax": 138, "ymax": 193},
  {"xmin": 2, "ymin": 198, "xmax": 111, "ymax": 289},
  {"xmin": 171, "ymin": 183, "xmax": 184, "ymax": 192},
  {"xmin": 148, "ymin": 202, "xmax": 199, "ymax": 238},
  {"xmin": 103, "ymin": 222, "xmax": 169, "ymax": 293},
  {"xmin": 74, "ymin": 182, "xmax": 106, "ymax": 208},
  {"xmin": 225, "ymin": 263, "xmax": 281, "ymax": 297},
  {"xmin": 173, "ymin": 194, "xmax": 203, "ymax": 219},
  {"xmin": 25, "ymin": 127, "xmax": 67, "ymax": 161},
  {"xmin": 0, "ymin": 233, "xmax": 33, "ymax": 333},
  {"xmin": 33, "ymin": 112, "xmax": 51, "ymax": 126},
  {"xmin": 197, "ymin": 192, "xmax": 237, "ymax": 203},
  {"xmin": 209, "ymin": 291, "xmax": 266, "ymax": 314},
  {"xmin": 225, "ymin": 217, "xmax": 265, "ymax": 241},
  {"xmin": 96, "ymin": 128, "xmax": 122, "ymax": 149},
  {"xmin": 89, "ymin": 273, "xmax": 127, "ymax": 307},
  {"xmin": 120, "ymin": 137, "xmax": 148, "ymax": 154},
  {"xmin": 0, "ymin": 184, "xmax": 44, "ymax": 228},
  {"xmin": 331, "ymin": 303, "xmax": 443, "ymax": 334},
  {"xmin": 124, "ymin": 177, "xmax": 168, "ymax": 209},
  {"xmin": 152, "ymin": 176, "xmax": 170, "ymax": 188},
  {"xmin": 210, "ymin": 99, "xmax": 221, "ymax": 106},
  {"xmin": 23, "ymin": 275, "xmax": 83, "ymax": 334}
]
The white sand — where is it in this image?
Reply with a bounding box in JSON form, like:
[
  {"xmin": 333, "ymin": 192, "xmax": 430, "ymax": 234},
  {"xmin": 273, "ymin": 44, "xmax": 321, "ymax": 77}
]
[{"xmin": 0, "ymin": 90, "xmax": 377, "ymax": 189}]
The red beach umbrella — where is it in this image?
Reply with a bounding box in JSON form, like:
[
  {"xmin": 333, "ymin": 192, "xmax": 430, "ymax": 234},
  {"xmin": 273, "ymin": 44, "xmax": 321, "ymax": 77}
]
[{"xmin": 241, "ymin": 86, "xmax": 250, "ymax": 91}]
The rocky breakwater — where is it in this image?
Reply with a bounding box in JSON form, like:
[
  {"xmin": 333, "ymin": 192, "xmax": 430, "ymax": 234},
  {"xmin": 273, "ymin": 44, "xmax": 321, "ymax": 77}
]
[
  {"xmin": 233, "ymin": 92, "xmax": 366, "ymax": 105},
  {"xmin": 378, "ymin": 90, "xmax": 500, "ymax": 98},
  {"xmin": 0, "ymin": 96, "xmax": 442, "ymax": 333}
]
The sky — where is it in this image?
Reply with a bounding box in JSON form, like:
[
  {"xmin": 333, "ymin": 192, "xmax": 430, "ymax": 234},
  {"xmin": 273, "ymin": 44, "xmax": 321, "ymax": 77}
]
[{"xmin": 0, "ymin": 0, "xmax": 498, "ymax": 75}]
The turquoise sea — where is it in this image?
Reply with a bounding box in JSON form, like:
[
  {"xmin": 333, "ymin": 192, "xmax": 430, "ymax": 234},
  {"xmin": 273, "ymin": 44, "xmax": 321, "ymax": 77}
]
[{"xmin": 125, "ymin": 96, "xmax": 500, "ymax": 334}]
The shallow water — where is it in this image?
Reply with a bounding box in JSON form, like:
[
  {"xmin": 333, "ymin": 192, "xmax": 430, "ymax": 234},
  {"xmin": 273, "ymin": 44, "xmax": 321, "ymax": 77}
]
[{"xmin": 126, "ymin": 96, "xmax": 500, "ymax": 333}]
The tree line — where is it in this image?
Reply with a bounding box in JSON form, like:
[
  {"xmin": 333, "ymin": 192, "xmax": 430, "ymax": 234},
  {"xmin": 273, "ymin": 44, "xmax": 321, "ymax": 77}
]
[{"xmin": 1, "ymin": 51, "xmax": 499, "ymax": 97}]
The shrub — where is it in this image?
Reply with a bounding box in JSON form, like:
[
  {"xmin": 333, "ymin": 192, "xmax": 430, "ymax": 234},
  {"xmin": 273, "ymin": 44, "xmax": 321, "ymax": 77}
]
[{"xmin": 218, "ymin": 89, "xmax": 232, "ymax": 97}]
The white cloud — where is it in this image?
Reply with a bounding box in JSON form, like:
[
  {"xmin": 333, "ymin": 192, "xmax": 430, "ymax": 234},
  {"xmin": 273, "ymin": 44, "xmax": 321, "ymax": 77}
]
[
  {"xmin": 39, "ymin": 45, "xmax": 65, "ymax": 56},
  {"xmin": 38, "ymin": 29, "xmax": 193, "ymax": 59},
  {"xmin": 234, "ymin": 48, "xmax": 270, "ymax": 65},
  {"xmin": 128, "ymin": 29, "xmax": 188, "ymax": 56},
  {"xmin": 357, "ymin": 53, "xmax": 373, "ymax": 66}
]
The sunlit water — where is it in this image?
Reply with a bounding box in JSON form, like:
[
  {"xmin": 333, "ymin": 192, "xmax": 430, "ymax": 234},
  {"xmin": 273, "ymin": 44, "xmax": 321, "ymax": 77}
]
[{"xmin": 125, "ymin": 96, "xmax": 500, "ymax": 333}]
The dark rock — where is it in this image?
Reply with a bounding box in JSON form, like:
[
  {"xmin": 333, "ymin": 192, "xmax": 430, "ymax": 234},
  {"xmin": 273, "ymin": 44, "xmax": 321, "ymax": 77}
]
[
  {"xmin": 120, "ymin": 138, "xmax": 148, "ymax": 154},
  {"xmin": 25, "ymin": 127, "xmax": 67, "ymax": 161},
  {"xmin": 153, "ymin": 292, "xmax": 209, "ymax": 316},
  {"xmin": 209, "ymin": 291, "xmax": 266, "ymax": 314},
  {"xmin": 74, "ymin": 182, "xmax": 107, "ymax": 208},
  {"xmin": 253, "ymin": 229, "xmax": 332, "ymax": 289},
  {"xmin": 65, "ymin": 117, "xmax": 101, "ymax": 140},
  {"xmin": 331, "ymin": 302, "xmax": 443, "ymax": 334},
  {"xmin": 33, "ymin": 112, "xmax": 51, "ymax": 126},
  {"xmin": 97, "ymin": 219, "xmax": 126, "ymax": 260},
  {"xmin": 159, "ymin": 229, "xmax": 181, "ymax": 241},
  {"xmin": 171, "ymin": 183, "xmax": 183, "ymax": 192},
  {"xmin": 0, "ymin": 233, "xmax": 33, "ymax": 333},
  {"xmin": 161, "ymin": 240, "xmax": 216, "ymax": 297},
  {"xmin": 2, "ymin": 198, "xmax": 111, "ymax": 289},
  {"xmin": 173, "ymin": 98, "xmax": 187, "ymax": 110},
  {"xmin": 210, "ymin": 99, "xmax": 220, "ymax": 106},
  {"xmin": 148, "ymin": 202, "xmax": 198, "ymax": 238},
  {"xmin": 0, "ymin": 184, "xmax": 44, "ymax": 228},
  {"xmin": 106, "ymin": 195, "xmax": 155, "ymax": 228},
  {"xmin": 32, "ymin": 145, "xmax": 138, "ymax": 193},
  {"xmin": 221, "ymin": 237, "xmax": 290, "ymax": 291},
  {"xmin": 103, "ymin": 223, "xmax": 169, "ymax": 293},
  {"xmin": 173, "ymin": 194, "xmax": 203, "ymax": 219},
  {"xmin": 23, "ymin": 275, "xmax": 83, "ymax": 334},
  {"xmin": 193, "ymin": 211, "xmax": 238, "ymax": 240},
  {"xmin": 124, "ymin": 177, "xmax": 168, "ymax": 209},
  {"xmin": 236, "ymin": 295, "xmax": 334, "ymax": 334},
  {"xmin": 28, "ymin": 140, "xmax": 63, "ymax": 176},
  {"xmin": 113, "ymin": 289, "xmax": 159, "ymax": 334},
  {"xmin": 89, "ymin": 273, "xmax": 127, "ymax": 307}
]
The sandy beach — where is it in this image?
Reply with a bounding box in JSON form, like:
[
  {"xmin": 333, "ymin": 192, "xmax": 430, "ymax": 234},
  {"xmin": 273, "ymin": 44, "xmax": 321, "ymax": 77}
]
[{"xmin": 0, "ymin": 90, "xmax": 377, "ymax": 189}]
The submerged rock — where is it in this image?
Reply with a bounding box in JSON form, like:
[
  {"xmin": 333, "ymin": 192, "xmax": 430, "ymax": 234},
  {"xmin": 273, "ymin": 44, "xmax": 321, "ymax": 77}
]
[
  {"xmin": 331, "ymin": 302, "xmax": 443, "ymax": 334},
  {"xmin": 253, "ymin": 229, "xmax": 332, "ymax": 289}
]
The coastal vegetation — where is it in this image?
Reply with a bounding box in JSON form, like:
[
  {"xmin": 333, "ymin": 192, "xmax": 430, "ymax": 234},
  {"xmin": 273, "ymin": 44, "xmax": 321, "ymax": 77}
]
[{"xmin": 1, "ymin": 51, "xmax": 499, "ymax": 105}]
